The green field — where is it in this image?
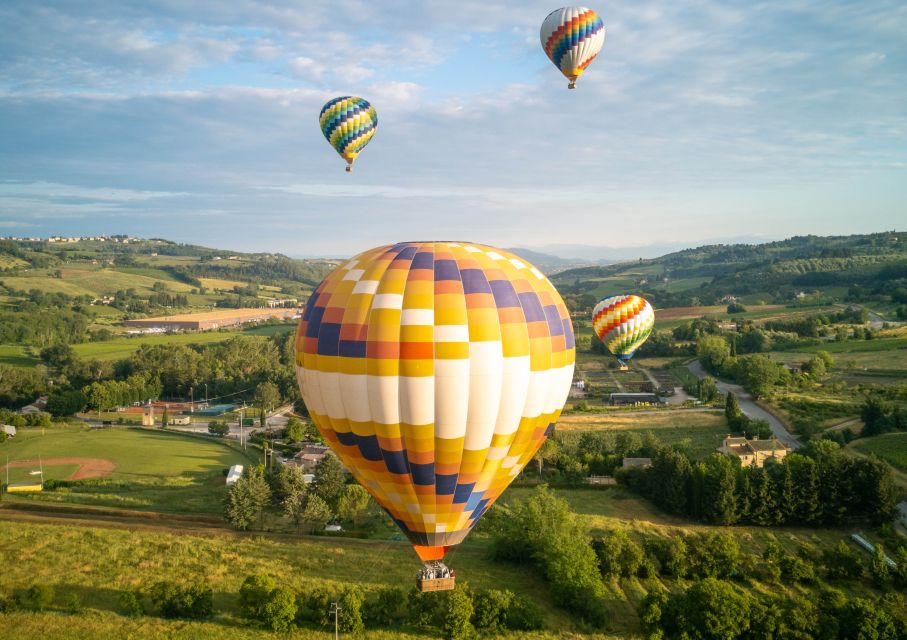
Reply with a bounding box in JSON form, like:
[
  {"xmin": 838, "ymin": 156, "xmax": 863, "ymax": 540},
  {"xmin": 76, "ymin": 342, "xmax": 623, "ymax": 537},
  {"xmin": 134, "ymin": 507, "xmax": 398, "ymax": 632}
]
[
  {"xmin": 0, "ymin": 344, "xmax": 39, "ymax": 367},
  {"xmin": 556, "ymin": 410, "xmax": 727, "ymax": 459},
  {"xmin": 853, "ymin": 432, "xmax": 907, "ymax": 473},
  {"xmin": 71, "ymin": 330, "xmax": 269, "ymax": 361},
  {"xmin": 1, "ymin": 428, "xmax": 255, "ymax": 514}
]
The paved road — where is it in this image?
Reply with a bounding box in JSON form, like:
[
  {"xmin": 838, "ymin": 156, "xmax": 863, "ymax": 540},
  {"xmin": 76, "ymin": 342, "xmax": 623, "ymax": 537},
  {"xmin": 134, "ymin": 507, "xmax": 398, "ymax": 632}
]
[{"xmin": 687, "ymin": 360, "xmax": 801, "ymax": 450}]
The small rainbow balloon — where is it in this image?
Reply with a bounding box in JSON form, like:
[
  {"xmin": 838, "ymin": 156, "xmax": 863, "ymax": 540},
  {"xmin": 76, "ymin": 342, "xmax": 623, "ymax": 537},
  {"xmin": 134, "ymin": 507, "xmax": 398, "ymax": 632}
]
[
  {"xmin": 318, "ymin": 96, "xmax": 378, "ymax": 172},
  {"xmin": 592, "ymin": 295, "xmax": 654, "ymax": 364},
  {"xmin": 540, "ymin": 6, "xmax": 606, "ymax": 89}
]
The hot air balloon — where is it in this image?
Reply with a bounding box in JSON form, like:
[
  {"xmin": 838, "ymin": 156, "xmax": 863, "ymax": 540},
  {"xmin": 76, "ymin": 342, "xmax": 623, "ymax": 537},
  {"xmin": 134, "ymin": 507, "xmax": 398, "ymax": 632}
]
[
  {"xmin": 295, "ymin": 242, "xmax": 576, "ymax": 590},
  {"xmin": 540, "ymin": 6, "xmax": 606, "ymax": 89},
  {"xmin": 592, "ymin": 295, "xmax": 654, "ymax": 370},
  {"xmin": 319, "ymin": 96, "xmax": 378, "ymax": 172}
]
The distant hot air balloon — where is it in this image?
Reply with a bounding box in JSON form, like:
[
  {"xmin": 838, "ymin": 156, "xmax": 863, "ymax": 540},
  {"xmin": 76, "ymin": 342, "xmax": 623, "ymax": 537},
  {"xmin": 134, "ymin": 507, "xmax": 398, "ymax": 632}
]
[
  {"xmin": 296, "ymin": 242, "xmax": 576, "ymax": 589},
  {"xmin": 319, "ymin": 96, "xmax": 378, "ymax": 172},
  {"xmin": 592, "ymin": 295, "xmax": 654, "ymax": 368},
  {"xmin": 540, "ymin": 6, "xmax": 606, "ymax": 89}
]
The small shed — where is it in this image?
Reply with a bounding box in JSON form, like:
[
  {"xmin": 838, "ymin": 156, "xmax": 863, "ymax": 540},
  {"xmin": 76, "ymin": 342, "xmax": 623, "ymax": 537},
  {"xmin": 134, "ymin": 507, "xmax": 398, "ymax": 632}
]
[
  {"xmin": 2, "ymin": 425, "xmax": 16, "ymax": 438},
  {"xmin": 609, "ymin": 392, "xmax": 663, "ymax": 406},
  {"xmin": 170, "ymin": 415, "xmax": 191, "ymax": 426},
  {"xmin": 226, "ymin": 464, "xmax": 244, "ymax": 485},
  {"xmin": 622, "ymin": 457, "xmax": 653, "ymax": 469}
]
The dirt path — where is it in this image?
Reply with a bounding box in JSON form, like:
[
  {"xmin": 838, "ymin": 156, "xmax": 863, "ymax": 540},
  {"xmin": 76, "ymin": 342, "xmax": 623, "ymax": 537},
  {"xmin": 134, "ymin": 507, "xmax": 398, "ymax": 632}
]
[{"xmin": 2, "ymin": 457, "xmax": 117, "ymax": 480}]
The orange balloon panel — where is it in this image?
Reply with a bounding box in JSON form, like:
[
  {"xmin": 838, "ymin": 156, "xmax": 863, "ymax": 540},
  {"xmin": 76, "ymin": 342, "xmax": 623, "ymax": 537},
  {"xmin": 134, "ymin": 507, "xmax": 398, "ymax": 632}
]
[{"xmin": 295, "ymin": 242, "xmax": 576, "ymax": 558}]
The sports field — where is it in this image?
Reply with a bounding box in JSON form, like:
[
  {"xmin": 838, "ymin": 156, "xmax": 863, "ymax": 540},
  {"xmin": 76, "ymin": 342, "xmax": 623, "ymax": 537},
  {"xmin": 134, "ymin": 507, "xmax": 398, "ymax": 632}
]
[{"xmin": 1, "ymin": 427, "xmax": 255, "ymax": 514}]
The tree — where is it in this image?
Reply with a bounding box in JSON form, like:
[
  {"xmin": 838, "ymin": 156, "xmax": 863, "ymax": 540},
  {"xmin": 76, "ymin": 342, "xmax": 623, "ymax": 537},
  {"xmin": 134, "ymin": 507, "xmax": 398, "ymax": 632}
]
[
  {"xmin": 118, "ymin": 591, "xmax": 145, "ymax": 617},
  {"xmin": 160, "ymin": 406, "xmax": 170, "ymax": 428},
  {"xmin": 697, "ymin": 335, "xmax": 732, "ymax": 373},
  {"xmin": 149, "ymin": 581, "xmax": 213, "ymax": 619},
  {"xmin": 239, "ymin": 574, "xmax": 278, "ymax": 621},
  {"xmin": 471, "ymin": 589, "xmax": 513, "ymax": 633},
  {"xmin": 839, "ymin": 598, "xmax": 898, "ymax": 640},
  {"xmin": 285, "ymin": 417, "xmax": 306, "ymax": 442},
  {"xmin": 262, "ymin": 587, "xmax": 297, "ymax": 632},
  {"xmin": 870, "ymin": 543, "xmax": 890, "ymax": 587},
  {"xmin": 282, "ymin": 486, "xmax": 305, "ymax": 528},
  {"xmin": 700, "ymin": 455, "xmax": 738, "ymax": 525},
  {"xmin": 39, "ymin": 343, "xmax": 77, "ymax": 369},
  {"xmin": 803, "ymin": 355, "xmax": 826, "ymax": 377},
  {"xmin": 697, "ymin": 376, "xmax": 719, "ymax": 402},
  {"xmin": 661, "ymin": 578, "xmax": 751, "ymax": 639},
  {"xmin": 364, "ymin": 587, "xmax": 406, "ymax": 628},
  {"xmin": 207, "ymin": 420, "xmax": 228, "ymax": 436},
  {"xmin": 274, "ymin": 464, "xmax": 308, "ymax": 503},
  {"xmin": 300, "ymin": 494, "xmax": 332, "ymax": 533},
  {"xmin": 337, "ymin": 484, "xmax": 371, "ymax": 527},
  {"xmin": 533, "ymin": 437, "xmax": 558, "ymax": 478},
  {"xmin": 337, "ymin": 586, "xmax": 365, "ymax": 634},
  {"xmin": 45, "ymin": 389, "xmax": 87, "ymax": 417},
  {"xmin": 442, "ymin": 586, "xmax": 475, "ymax": 640},
  {"xmin": 725, "ymin": 392, "xmax": 742, "ymax": 427},
  {"xmin": 822, "ymin": 541, "xmax": 863, "ymax": 580},
  {"xmin": 225, "ymin": 478, "xmax": 258, "ymax": 530},
  {"xmin": 312, "ymin": 453, "xmax": 346, "ymax": 509},
  {"xmin": 734, "ymin": 354, "xmax": 781, "ymax": 398},
  {"xmin": 254, "ymin": 381, "xmax": 280, "ymax": 429}
]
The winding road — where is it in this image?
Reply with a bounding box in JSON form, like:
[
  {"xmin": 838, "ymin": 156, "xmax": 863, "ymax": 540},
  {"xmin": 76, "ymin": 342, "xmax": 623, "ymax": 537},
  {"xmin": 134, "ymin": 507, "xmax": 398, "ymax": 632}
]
[{"xmin": 687, "ymin": 360, "xmax": 801, "ymax": 450}]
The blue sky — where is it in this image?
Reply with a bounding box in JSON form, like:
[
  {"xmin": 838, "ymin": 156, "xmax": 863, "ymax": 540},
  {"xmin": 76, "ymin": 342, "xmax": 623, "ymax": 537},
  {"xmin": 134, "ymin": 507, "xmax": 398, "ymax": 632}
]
[{"xmin": 0, "ymin": 1, "xmax": 904, "ymax": 257}]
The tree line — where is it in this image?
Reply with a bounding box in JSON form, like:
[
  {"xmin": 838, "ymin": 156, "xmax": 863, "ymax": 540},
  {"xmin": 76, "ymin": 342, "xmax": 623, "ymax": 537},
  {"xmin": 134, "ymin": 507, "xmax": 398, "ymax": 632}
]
[{"xmin": 621, "ymin": 439, "xmax": 896, "ymax": 527}]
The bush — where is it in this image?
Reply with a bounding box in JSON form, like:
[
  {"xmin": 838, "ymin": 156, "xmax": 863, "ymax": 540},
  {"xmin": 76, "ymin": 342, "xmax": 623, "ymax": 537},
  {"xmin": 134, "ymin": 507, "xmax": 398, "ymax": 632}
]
[
  {"xmin": 26, "ymin": 583, "xmax": 55, "ymax": 612},
  {"xmin": 66, "ymin": 593, "xmax": 82, "ymax": 614},
  {"xmin": 119, "ymin": 590, "xmax": 145, "ymax": 617},
  {"xmin": 505, "ymin": 595, "xmax": 545, "ymax": 631},
  {"xmin": 364, "ymin": 586, "xmax": 406, "ymax": 627},
  {"xmin": 822, "ymin": 541, "xmax": 863, "ymax": 581},
  {"xmin": 471, "ymin": 589, "xmax": 512, "ymax": 633},
  {"xmin": 442, "ymin": 586, "xmax": 475, "ymax": 640},
  {"xmin": 149, "ymin": 581, "xmax": 213, "ymax": 619},
  {"xmin": 262, "ymin": 587, "xmax": 297, "ymax": 632}
]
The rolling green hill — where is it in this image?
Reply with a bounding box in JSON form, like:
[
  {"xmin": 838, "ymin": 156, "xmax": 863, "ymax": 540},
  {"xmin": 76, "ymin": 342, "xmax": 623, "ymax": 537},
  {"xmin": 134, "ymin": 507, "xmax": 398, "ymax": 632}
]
[{"xmin": 552, "ymin": 231, "xmax": 907, "ymax": 314}]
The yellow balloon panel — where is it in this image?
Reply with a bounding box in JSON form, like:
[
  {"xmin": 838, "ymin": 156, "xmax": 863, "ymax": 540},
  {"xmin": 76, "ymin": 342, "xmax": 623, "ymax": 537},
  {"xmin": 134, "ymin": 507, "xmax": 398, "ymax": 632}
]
[{"xmin": 295, "ymin": 242, "xmax": 576, "ymax": 553}]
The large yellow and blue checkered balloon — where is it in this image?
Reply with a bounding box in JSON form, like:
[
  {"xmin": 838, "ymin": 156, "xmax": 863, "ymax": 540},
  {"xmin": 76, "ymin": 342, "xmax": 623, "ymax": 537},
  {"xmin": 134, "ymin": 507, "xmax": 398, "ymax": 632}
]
[
  {"xmin": 318, "ymin": 96, "xmax": 377, "ymax": 171},
  {"xmin": 295, "ymin": 242, "xmax": 576, "ymax": 561}
]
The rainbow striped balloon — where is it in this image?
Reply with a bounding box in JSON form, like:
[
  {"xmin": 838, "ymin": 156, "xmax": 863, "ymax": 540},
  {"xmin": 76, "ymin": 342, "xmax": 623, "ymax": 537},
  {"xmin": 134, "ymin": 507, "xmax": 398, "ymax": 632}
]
[
  {"xmin": 318, "ymin": 96, "xmax": 378, "ymax": 172},
  {"xmin": 540, "ymin": 6, "xmax": 606, "ymax": 89},
  {"xmin": 296, "ymin": 242, "xmax": 575, "ymax": 562},
  {"xmin": 592, "ymin": 295, "xmax": 654, "ymax": 364}
]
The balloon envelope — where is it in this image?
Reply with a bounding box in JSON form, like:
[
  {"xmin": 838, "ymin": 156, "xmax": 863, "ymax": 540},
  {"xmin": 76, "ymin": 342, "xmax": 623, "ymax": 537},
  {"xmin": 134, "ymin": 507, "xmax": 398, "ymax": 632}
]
[
  {"xmin": 295, "ymin": 242, "xmax": 576, "ymax": 560},
  {"xmin": 540, "ymin": 6, "xmax": 606, "ymax": 88},
  {"xmin": 592, "ymin": 295, "xmax": 654, "ymax": 363},
  {"xmin": 319, "ymin": 96, "xmax": 377, "ymax": 170}
]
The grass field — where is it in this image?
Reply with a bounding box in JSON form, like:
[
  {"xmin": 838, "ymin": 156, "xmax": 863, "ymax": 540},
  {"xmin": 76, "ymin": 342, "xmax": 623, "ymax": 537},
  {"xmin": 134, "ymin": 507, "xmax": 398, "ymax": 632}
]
[
  {"xmin": 768, "ymin": 340, "xmax": 907, "ymax": 371},
  {"xmin": 71, "ymin": 330, "xmax": 267, "ymax": 361},
  {"xmin": 0, "ymin": 485, "xmax": 864, "ymax": 639},
  {"xmin": 1, "ymin": 428, "xmax": 255, "ymax": 514},
  {"xmin": 0, "ymin": 344, "xmax": 39, "ymax": 367},
  {"xmin": 556, "ymin": 410, "xmax": 726, "ymax": 459},
  {"xmin": 852, "ymin": 432, "xmax": 907, "ymax": 473}
]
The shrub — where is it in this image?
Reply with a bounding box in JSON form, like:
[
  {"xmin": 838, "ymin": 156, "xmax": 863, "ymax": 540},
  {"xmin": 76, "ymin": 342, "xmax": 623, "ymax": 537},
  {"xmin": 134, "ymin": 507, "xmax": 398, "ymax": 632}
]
[
  {"xmin": 364, "ymin": 586, "xmax": 406, "ymax": 627},
  {"xmin": 505, "ymin": 595, "xmax": 545, "ymax": 631},
  {"xmin": 471, "ymin": 589, "xmax": 513, "ymax": 633},
  {"xmin": 149, "ymin": 581, "xmax": 213, "ymax": 619},
  {"xmin": 262, "ymin": 587, "xmax": 297, "ymax": 632},
  {"xmin": 26, "ymin": 583, "xmax": 54, "ymax": 612},
  {"xmin": 119, "ymin": 590, "xmax": 145, "ymax": 617}
]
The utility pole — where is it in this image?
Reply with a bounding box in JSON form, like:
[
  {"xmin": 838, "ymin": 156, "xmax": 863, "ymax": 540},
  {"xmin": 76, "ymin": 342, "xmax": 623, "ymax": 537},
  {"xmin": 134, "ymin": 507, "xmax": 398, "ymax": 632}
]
[
  {"xmin": 190, "ymin": 386, "xmax": 194, "ymax": 413},
  {"xmin": 204, "ymin": 383, "xmax": 208, "ymax": 407},
  {"xmin": 330, "ymin": 601, "xmax": 341, "ymax": 640}
]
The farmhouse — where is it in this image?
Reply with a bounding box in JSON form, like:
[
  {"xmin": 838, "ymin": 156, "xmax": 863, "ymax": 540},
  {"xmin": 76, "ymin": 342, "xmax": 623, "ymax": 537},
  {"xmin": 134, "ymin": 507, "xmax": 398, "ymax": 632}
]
[
  {"xmin": 123, "ymin": 307, "xmax": 297, "ymax": 331},
  {"xmin": 289, "ymin": 444, "xmax": 331, "ymax": 472},
  {"xmin": 717, "ymin": 435, "xmax": 789, "ymax": 468}
]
